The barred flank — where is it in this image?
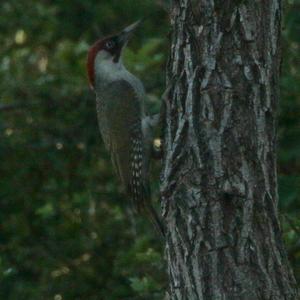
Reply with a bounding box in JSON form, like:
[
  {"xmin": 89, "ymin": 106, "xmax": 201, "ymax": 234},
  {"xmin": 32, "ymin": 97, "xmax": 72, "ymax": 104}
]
[
  {"xmin": 129, "ymin": 137, "xmax": 165, "ymax": 237},
  {"xmin": 130, "ymin": 137, "xmax": 144, "ymax": 211}
]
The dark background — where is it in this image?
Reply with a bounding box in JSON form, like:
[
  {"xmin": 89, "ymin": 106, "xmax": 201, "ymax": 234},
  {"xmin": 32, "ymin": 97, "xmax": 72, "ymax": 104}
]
[{"xmin": 0, "ymin": 1, "xmax": 299, "ymax": 299}]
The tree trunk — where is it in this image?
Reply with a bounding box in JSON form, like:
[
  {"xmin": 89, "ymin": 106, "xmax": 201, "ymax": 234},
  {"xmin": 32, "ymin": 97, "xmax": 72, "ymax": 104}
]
[{"xmin": 161, "ymin": 1, "xmax": 298, "ymax": 299}]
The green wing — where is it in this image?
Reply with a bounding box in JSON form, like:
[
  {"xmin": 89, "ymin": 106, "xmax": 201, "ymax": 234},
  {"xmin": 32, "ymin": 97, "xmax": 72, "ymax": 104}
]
[{"xmin": 96, "ymin": 80, "xmax": 150, "ymax": 206}]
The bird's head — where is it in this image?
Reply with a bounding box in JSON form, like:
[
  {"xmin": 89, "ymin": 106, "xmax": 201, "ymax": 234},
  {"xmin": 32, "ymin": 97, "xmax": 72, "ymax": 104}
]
[{"xmin": 87, "ymin": 21, "xmax": 140, "ymax": 90}]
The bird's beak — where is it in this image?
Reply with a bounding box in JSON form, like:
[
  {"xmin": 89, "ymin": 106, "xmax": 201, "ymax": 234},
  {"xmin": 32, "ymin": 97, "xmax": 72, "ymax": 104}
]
[{"xmin": 117, "ymin": 20, "xmax": 141, "ymax": 46}]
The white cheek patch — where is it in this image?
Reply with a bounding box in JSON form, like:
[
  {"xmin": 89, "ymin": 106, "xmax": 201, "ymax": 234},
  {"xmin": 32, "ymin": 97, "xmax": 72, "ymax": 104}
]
[
  {"xmin": 95, "ymin": 51, "xmax": 125, "ymax": 82},
  {"xmin": 96, "ymin": 50, "xmax": 111, "ymax": 61},
  {"xmin": 93, "ymin": 50, "xmax": 145, "ymax": 100}
]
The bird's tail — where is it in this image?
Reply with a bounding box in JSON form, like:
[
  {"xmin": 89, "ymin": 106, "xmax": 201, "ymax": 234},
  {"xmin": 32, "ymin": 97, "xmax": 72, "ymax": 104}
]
[
  {"xmin": 129, "ymin": 183, "xmax": 165, "ymax": 238},
  {"xmin": 143, "ymin": 199, "xmax": 165, "ymax": 238}
]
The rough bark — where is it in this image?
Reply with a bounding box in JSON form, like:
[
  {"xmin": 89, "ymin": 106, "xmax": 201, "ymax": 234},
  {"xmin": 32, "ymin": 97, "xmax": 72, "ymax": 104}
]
[{"xmin": 161, "ymin": 1, "xmax": 298, "ymax": 299}]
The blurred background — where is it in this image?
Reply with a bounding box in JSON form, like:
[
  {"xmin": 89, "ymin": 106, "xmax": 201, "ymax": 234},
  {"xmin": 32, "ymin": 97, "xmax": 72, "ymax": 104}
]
[{"xmin": 0, "ymin": 0, "xmax": 299, "ymax": 299}]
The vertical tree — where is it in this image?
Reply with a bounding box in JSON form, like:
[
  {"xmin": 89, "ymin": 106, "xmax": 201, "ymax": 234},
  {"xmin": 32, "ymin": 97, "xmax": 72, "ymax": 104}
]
[{"xmin": 161, "ymin": 1, "xmax": 298, "ymax": 299}]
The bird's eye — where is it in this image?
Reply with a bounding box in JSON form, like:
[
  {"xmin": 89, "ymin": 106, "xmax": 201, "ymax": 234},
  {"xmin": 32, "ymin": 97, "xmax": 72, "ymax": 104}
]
[{"xmin": 105, "ymin": 40, "xmax": 115, "ymax": 49}]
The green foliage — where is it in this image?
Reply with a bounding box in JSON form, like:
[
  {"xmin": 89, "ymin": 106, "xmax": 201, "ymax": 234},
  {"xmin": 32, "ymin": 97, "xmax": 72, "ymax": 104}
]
[
  {"xmin": 0, "ymin": 1, "xmax": 168, "ymax": 299},
  {"xmin": 279, "ymin": 0, "xmax": 300, "ymax": 283},
  {"xmin": 0, "ymin": 0, "xmax": 299, "ymax": 299}
]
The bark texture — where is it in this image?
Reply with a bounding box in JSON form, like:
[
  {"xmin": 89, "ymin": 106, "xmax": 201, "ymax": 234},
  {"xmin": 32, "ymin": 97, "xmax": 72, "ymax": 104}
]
[{"xmin": 161, "ymin": 1, "xmax": 298, "ymax": 299}]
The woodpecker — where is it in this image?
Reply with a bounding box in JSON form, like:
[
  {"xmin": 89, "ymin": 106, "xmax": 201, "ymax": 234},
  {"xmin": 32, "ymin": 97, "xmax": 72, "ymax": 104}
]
[{"xmin": 87, "ymin": 21, "xmax": 164, "ymax": 237}]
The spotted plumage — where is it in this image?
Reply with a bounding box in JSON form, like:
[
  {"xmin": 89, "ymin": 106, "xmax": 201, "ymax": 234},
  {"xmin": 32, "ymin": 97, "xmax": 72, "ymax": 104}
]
[{"xmin": 86, "ymin": 22, "xmax": 164, "ymax": 236}]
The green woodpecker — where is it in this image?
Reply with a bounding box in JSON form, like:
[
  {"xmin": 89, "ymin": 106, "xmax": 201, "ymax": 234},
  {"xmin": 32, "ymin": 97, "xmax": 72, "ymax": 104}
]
[{"xmin": 87, "ymin": 21, "xmax": 164, "ymax": 237}]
